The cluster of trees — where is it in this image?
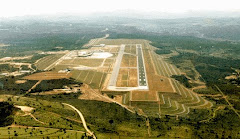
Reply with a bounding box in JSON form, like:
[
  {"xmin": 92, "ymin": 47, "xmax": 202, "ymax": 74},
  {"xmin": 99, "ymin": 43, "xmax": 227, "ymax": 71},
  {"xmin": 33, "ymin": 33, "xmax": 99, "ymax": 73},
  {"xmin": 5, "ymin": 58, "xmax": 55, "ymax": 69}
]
[
  {"xmin": 171, "ymin": 75, "xmax": 192, "ymax": 88},
  {"xmin": 0, "ymin": 75, "xmax": 82, "ymax": 95},
  {"xmin": 0, "ymin": 64, "xmax": 18, "ymax": 72},
  {"xmin": 0, "ymin": 76, "xmax": 37, "ymax": 95},
  {"xmin": 31, "ymin": 78, "xmax": 80, "ymax": 92},
  {"xmin": 0, "ymin": 102, "xmax": 16, "ymax": 126},
  {"xmin": 155, "ymin": 49, "xmax": 172, "ymax": 55},
  {"xmin": 170, "ymin": 53, "xmax": 237, "ymax": 82}
]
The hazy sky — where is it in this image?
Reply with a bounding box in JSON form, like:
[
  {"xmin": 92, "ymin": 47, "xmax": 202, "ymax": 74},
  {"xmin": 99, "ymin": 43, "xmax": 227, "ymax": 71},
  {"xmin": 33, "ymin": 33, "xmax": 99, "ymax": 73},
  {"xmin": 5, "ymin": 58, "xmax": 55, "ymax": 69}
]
[{"xmin": 0, "ymin": 0, "xmax": 239, "ymax": 17}]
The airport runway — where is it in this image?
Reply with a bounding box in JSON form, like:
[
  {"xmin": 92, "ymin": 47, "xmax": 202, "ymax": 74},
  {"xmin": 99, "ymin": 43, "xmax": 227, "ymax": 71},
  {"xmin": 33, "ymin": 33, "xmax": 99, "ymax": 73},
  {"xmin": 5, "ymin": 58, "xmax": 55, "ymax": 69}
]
[
  {"xmin": 108, "ymin": 44, "xmax": 148, "ymax": 91},
  {"xmin": 136, "ymin": 44, "xmax": 148, "ymax": 89}
]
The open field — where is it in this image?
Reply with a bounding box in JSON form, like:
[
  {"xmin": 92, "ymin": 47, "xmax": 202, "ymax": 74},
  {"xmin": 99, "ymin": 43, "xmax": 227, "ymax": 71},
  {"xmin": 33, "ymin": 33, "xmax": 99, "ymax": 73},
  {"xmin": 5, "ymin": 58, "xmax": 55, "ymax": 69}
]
[
  {"xmin": 141, "ymin": 44, "xmax": 175, "ymax": 93},
  {"xmin": 23, "ymin": 71, "xmax": 71, "ymax": 80},
  {"xmin": 151, "ymin": 52, "xmax": 181, "ymax": 77},
  {"xmin": 116, "ymin": 68, "xmax": 128, "ymax": 87},
  {"xmin": 35, "ymin": 54, "xmax": 64, "ymax": 70},
  {"xmin": 109, "ymin": 47, "xmax": 120, "ymax": 53},
  {"xmin": 124, "ymin": 45, "xmax": 131, "ymax": 53},
  {"xmin": 98, "ymin": 39, "xmax": 144, "ymax": 45},
  {"xmin": 124, "ymin": 44, "xmax": 136, "ymax": 55},
  {"xmin": 121, "ymin": 54, "xmax": 137, "ymax": 67},
  {"xmin": 0, "ymin": 55, "xmax": 33, "ymax": 62},
  {"xmin": 131, "ymin": 101, "xmax": 160, "ymax": 117},
  {"xmin": 128, "ymin": 69, "xmax": 138, "ymax": 87},
  {"xmin": 71, "ymin": 70, "xmax": 106, "ymax": 89},
  {"xmin": 103, "ymin": 58, "xmax": 115, "ymax": 67},
  {"xmin": 131, "ymin": 91, "xmax": 158, "ymax": 102},
  {"xmin": 52, "ymin": 65, "xmax": 71, "ymax": 71},
  {"xmin": 59, "ymin": 58, "xmax": 104, "ymax": 67}
]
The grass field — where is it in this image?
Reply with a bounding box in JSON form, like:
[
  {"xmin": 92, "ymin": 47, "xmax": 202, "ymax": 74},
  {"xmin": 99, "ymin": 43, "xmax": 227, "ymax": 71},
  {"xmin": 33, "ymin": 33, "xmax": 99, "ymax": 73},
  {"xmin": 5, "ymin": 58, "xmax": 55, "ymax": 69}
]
[
  {"xmin": 130, "ymin": 45, "xmax": 136, "ymax": 55},
  {"xmin": 103, "ymin": 58, "xmax": 115, "ymax": 67},
  {"xmin": 131, "ymin": 101, "xmax": 159, "ymax": 117},
  {"xmin": 71, "ymin": 70, "xmax": 106, "ymax": 89},
  {"xmin": 121, "ymin": 54, "xmax": 137, "ymax": 67},
  {"xmin": 116, "ymin": 68, "xmax": 138, "ymax": 87},
  {"xmin": 35, "ymin": 54, "xmax": 64, "ymax": 70},
  {"xmin": 142, "ymin": 45, "xmax": 175, "ymax": 93},
  {"xmin": 98, "ymin": 39, "xmax": 144, "ymax": 45},
  {"xmin": 159, "ymin": 94, "xmax": 189, "ymax": 115},
  {"xmin": 157, "ymin": 78, "xmax": 212, "ymax": 116},
  {"xmin": 151, "ymin": 52, "xmax": 181, "ymax": 77},
  {"xmin": 51, "ymin": 65, "xmax": 71, "ymax": 71},
  {"xmin": 124, "ymin": 45, "xmax": 131, "ymax": 53},
  {"xmin": 124, "ymin": 44, "xmax": 136, "ymax": 55},
  {"xmin": 109, "ymin": 47, "xmax": 120, "ymax": 53},
  {"xmin": 59, "ymin": 58, "xmax": 104, "ymax": 67},
  {"xmin": 131, "ymin": 91, "xmax": 158, "ymax": 101},
  {"xmin": 0, "ymin": 127, "xmax": 85, "ymax": 138},
  {"xmin": 128, "ymin": 69, "xmax": 138, "ymax": 87},
  {"xmin": 116, "ymin": 68, "xmax": 129, "ymax": 87}
]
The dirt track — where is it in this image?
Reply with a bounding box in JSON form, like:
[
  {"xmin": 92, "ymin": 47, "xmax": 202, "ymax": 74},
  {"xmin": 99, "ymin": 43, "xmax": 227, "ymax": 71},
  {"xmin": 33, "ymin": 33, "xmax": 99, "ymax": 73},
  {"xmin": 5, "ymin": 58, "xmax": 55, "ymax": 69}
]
[{"xmin": 62, "ymin": 103, "xmax": 96, "ymax": 139}]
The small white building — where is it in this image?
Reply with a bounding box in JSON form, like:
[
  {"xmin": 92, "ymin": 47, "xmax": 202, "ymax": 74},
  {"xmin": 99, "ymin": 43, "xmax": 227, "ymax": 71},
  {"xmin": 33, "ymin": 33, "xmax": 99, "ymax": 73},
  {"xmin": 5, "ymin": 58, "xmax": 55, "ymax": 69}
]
[
  {"xmin": 77, "ymin": 51, "xmax": 93, "ymax": 57},
  {"xmin": 19, "ymin": 70, "xmax": 31, "ymax": 73},
  {"xmin": 0, "ymin": 73, "xmax": 8, "ymax": 76},
  {"xmin": 100, "ymin": 44, "xmax": 105, "ymax": 47}
]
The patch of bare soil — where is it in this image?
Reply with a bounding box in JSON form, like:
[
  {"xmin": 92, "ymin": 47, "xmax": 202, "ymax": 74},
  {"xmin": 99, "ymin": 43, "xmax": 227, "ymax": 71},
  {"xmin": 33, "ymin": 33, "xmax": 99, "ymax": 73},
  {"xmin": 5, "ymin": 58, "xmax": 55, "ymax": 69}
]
[
  {"xmin": 114, "ymin": 95, "xmax": 122, "ymax": 103},
  {"xmin": 225, "ymin": 75, "xmax": 237, "ymax": 80},
  {"xmin": 15, "ymin": 105, "xmax": 35, "ymax": 113},
  {"xmin": 0, "ymin": 44, "xmax": 9, "ymax": 47},
  {"xmin": 78, "ymin": 84, "xmax": 111, "ymax": 102},
  {"xmin": 15, "ymin": 80, "xmax": 27, "ymax": 84}
]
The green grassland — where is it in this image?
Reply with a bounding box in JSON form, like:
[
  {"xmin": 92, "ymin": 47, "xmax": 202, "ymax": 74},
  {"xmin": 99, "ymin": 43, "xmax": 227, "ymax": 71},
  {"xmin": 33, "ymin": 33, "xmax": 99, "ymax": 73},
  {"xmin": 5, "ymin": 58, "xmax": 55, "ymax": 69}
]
[
  {"xmin": 59, "ymin": 58, "xmax": 104, "ymax": 67},
  {"xmin": 0, "ymin": 95, "xmax": 84, "ymax": 130},
  {"xmin": 0, "ymin": 126, "xmax": 85, "ymax": 138},
  {"xmin": 23, "ymin": 94, "xmax": 151, "ymax": 138}
]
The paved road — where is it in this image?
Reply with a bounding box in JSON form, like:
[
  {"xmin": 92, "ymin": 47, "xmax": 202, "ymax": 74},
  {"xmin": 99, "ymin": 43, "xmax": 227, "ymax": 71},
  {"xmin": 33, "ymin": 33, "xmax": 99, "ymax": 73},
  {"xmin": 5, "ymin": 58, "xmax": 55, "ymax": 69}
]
[
  {"xmin": 108, "ymin": 44, "xmax": 125, "ymax": 87},
  {"xmin": 62, "ymin": 103, "xmax": 96, "ymax": 139}
]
